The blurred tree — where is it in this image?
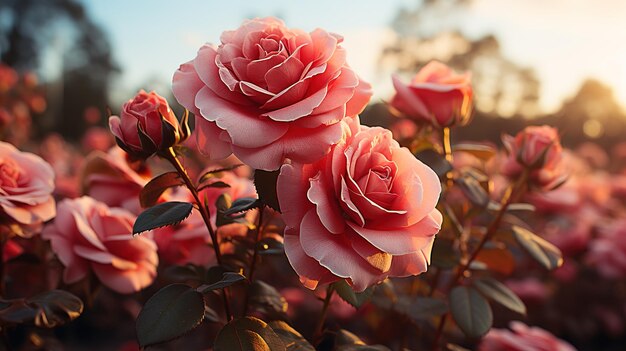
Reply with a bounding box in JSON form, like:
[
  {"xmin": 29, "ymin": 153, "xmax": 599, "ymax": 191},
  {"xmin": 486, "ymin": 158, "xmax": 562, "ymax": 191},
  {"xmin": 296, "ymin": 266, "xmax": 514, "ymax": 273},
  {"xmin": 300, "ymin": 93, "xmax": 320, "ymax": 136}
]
[
  {"xmin": 379, "ymin": 0, "xmax": 540, "ymax": 118},
  {"xmin": 0, "ymin": 0, "xmax": 118, "ymax": 139}
]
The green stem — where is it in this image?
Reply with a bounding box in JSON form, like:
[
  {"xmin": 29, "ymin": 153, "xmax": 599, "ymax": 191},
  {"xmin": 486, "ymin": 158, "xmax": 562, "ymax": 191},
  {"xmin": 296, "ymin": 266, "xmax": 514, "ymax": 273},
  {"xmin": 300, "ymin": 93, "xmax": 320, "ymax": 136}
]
[
  {"xmin": 243, "ymin": 207, "xmax": 265, "ymax": 315},
  {"xmin": 314, "ymin": 285, "xmax": 334, "ymax": 342},
  {"xmin": 162, "ymin": 148, "xmax": 232, "ymax": 321},
  {"xmin": 442, "ymin": 127, "xmax": 454, "ymax": 186}
]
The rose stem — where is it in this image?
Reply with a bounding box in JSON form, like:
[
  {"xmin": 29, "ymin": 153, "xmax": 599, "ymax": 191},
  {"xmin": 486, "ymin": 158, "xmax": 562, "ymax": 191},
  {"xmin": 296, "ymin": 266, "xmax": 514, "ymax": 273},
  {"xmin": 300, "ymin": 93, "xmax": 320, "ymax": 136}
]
[
  {"xmin": 314, "ymin": 284, "xmax": 335, "ymax": 343},
  {"xmin": 162, "ymin": 148, "xmax": 232, "ymax": 321},
  {"xmin": 442, "ymin": 127, "xmax": 454, "ymax": 187},
  {"xmin": 0, "ymin": 237, "xmax": 5, "ymax": 297},
  {"xmin": 243, "ymin": 206, "xmax": 265, "ymax": 314},
  {"xmin": 431, "ymin": 169, "xmax": 529, "ymax": 350}
]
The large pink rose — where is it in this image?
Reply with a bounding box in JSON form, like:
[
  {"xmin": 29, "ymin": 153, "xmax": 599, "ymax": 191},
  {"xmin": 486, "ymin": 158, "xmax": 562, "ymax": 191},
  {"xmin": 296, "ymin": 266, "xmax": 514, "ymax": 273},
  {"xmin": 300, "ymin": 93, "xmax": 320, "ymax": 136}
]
[
  {"xmin": 172, "ymin": 17, "xmax": 372, "ymax": 171},
  {"xmin": 479, "ymin": 321, "xmax": 576, "ymax": 351},
  {"xmin": 277, "ymin": 117, "xmax": 442, "ymax": 292},
  {"xmin": 502, "ymin": 126, "xmax": 566, "ymax": 190},
  {"xmin": 153, "ymin": 171, "xmax": 257, "ymax": 266},
  {"xmin": 109, "ymin": 90, "xmax": 188, "ymax": 159},
  {"xmin": 42, "ymin": 196, "xmax": 158, "ymax": 294},
  {"xmin": 0, "ymin": 141, "xmax": 55, "ymax": 237},
  {"xmin": 81, "ymin": 148, "xmax": 151, "ymax": 215},
  {"xmin": 390, "ymin": 61, "xmax": 473, "ymax": 128}
]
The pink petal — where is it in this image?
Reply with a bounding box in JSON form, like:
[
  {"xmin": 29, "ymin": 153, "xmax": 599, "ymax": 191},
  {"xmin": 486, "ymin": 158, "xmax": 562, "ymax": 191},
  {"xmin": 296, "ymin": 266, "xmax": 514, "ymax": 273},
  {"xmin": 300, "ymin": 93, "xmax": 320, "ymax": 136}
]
[
  {"xmin": 284, "ymin": 231, "xmax": 337, "ymax": 290},
  {"xmin": 307, "ymin": 171, "xmax": 345, "ymax": 234},
  {"xmin": 195, "ymin": 118, "xmax": 232, "ymax": 160}
]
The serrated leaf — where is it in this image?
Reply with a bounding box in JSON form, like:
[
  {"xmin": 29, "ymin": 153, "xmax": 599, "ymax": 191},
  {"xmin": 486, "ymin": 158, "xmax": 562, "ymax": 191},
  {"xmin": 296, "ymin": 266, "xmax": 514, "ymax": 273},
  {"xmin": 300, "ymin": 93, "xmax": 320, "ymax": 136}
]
[
  {"xmin": 249, "ymin": 281, "xmax": 288, "ymax": 320},
  {"xmin": 449, "ymin": 286, "xmax": 493, "ymax": 338},
  {"xmin": 268, "ymin": 321, "xmax": 314, "ymax": 351},
  {"xmin": 254, "ymin": 169, "xmax": 281, "ymax": 212},
  {"xmin": 198, "ymin": 180, "xmax": 231, "ymax": 192},
  {"xmin": 136, "ymin": 284, "xmax": 205, "ymax": 347},
  {"xmin": 224, "ymin": 197, "xmax": 262, "ymax": 216},
  {"xmin": 333, "ymin": 280, "xmax": 374, "ymax": 309},
  {"xmin": 214, "ymin": 316, "xmax": 286, "ymax": 351},
  {"xmin": 140, "ymin": 171, "xmax": 184, "ymax": 208},
  {"xmin": 512, "ymin": 226, "xmax": 563, "ymax": 270},
  {"xmin": 473, "ymin": 278, "xmax": 526, "ymax": 315},
  {"xmin": 0, "ymin": 290, "xmax": 83, "ymax": 328},
  {"xmin": 133, "ymin": 201, "xmax": 193, "ymax": 234},
  {"xmin": 197, "ymin": 272, "xmax": 247, "ymax": 293}
]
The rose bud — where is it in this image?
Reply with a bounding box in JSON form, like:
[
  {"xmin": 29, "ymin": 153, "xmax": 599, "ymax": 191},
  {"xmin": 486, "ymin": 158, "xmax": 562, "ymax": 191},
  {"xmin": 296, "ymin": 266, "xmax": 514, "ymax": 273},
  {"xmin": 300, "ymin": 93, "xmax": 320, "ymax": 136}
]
[
  {"xmin": 390, "ymin": 61, "xmax": 473, "ymax": 128},
  {"xmin": 502, "ymin": 125, "xmax": 567, "ymax": 190},
  {"xmin": 109, "ymin": 90, "xmax": 190, "ymax": 159}
]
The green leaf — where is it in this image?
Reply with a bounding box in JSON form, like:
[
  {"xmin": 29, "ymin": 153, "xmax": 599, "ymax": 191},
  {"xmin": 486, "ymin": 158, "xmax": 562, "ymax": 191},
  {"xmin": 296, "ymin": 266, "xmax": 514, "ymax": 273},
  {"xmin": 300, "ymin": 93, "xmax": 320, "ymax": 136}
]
[
  {"xmin": 473, "ymin": 278, "xmax": 526, "ymax": 315},
  {"xmin": 455, "ymin": 173, "xmax": 489, "ymax": 208},
  {"xmin": 198, "ymin": 180, "xmax": 231, "ymax": 191},
  {"xmin": 431, "ymin": 238, "xmax": 460, "ymax": 269},
  {"xmin": 415, "ymin": 149, "xmax": 452, "ymax": 179},
  {"xmin": 333, "ymin": 280, "xmax": 374, "ymax": 309},
  {"xmin": 257, "ymin": 237, "xmax": 285, "ymax": 255},
  {"xmin": 198, "ymin": 164, "xmax": 244, "ymax": 184},
  {"xmin": 133, "ymin": 201, "xmax": 193, "ymax": 234},
  {"xmin": 334, "ymin": 329, "xmax": 391, "ymax": 351},
  {"xmin": 254, "ymin": 169, "xmax": 282, "ymax": 212},
  {"xmin": 449, "ymin": 286, "xmax": 493, "ymax": 338},
  {"xmin": 197, "ymin": 272, "xmax": 247, "ymax": 293},
  {"xmin": 214, "ymin": 316, "xmax": 286, "ymax": 351},
  {"xmin": 136, "ymin": 284, "xmax": 205, "ymax": 348},
  {"xmin": 248, "ymin": 281, "xmax": 288, "ymax": 320},
  {"xmin": 268, "ymin": 321, "xmax": 314, "ymax": 351},
  {"xmin": 406, "ymin": 297, "xmax": 448, "ymax": 321},
  {"xmin": 452, "ymin": 143, "xmax": 496, "ymax": 161},
  {"xmin": 140, "ymin": 172, "xmax": 184, "ymax": 208},
  {"xmin": 0, "ymin": 290, "xmax": 83, "ymax": 328},
  {"xmin": 224, "ymin": 197, "xmax": 262, "ymax": 216},
  {"xmin": 512, "ymin": 225, "xmax": 563, "ymax": 270}
]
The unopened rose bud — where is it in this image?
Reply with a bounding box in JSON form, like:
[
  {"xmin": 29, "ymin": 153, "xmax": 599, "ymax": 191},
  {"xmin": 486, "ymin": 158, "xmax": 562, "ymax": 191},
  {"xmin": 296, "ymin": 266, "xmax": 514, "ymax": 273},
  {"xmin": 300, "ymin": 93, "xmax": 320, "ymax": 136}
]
[
  {"xmin": 502, "ymin": 126, "xmax": 566, "ymax": 190},
  {"xmin": 109, "ymin": 90, "xmax": 189, "ymax": 159}
]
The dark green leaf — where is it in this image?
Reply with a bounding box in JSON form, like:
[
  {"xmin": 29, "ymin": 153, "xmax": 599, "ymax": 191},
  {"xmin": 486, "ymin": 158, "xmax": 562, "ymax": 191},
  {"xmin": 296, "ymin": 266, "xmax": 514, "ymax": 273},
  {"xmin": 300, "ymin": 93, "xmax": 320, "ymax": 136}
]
[
  {"xmin": 214, "ymin": 316, "xmax": 286, "ymax": 351},
  {"xmin": 198, "ymin": 164, "xmax": 244, "ymax": 184},
  {"xmin": 197, "ymin": 272, "xmax": 247, "ymax": 293},
  {"xmin": 136, "ymin": 284, "xmax": 205, "ymax": 347},
  {"xmin": 406, "ymin": 297, "xmax": 448, "ymax": 321},
  {"xmin": 333, "ymin": 280, "xmax": 374, "ymax": 309},
  {"xmin": 452, "ymin": 143, "xmax": 496, "ymax": 161},
  {"xmin": 431, "ymin": 238, "xmax": 460, "ymax": 269},
  {"xmin": 512, "ymin": 225, "xmax": 563, "ymax": 270},
  {"xmin": 455, "ymin": 173, "xmax": 489, "ymax": 208},
  {"xmin": 257, "ymin": 237, "xmax": 285, "ymax": 255},
  {"xmin": 268, "ymin": 321, "xmax": 314, "ymax": 351},
  {"xmin": 473, "ymin": 278, "xmax": 526, "ymax": 315},
  {"xmin": 140, "ymin": 172, "xmax": 184, "ymax": 208},
  {"xmin": 224, "ymin": 197, "xmax": 262, "ymax": 216},
  {"xmin": 334, "ymin": 329, "xmax": 391, "ymax": 351},
  {"xmin": 449, "ymin": 286, "xmax": 493, "ymax": 338},
  {"xmin": 162, "ymin": 264, "xmax": 206, "ymax": 283},
  {"xmin": 249, "ymin": 281, "xmax": 288, "ymax": 320},
  {"xmin": 133, "ymin": 201, "xmax": 193, "ymax": 234},
  {"xmin": 254, "ymin": 169, "xmax": 282, "ymax": 212},
  {"xmin": 198, "ymin": 180, "xmax": 231, "ymax": 191},
  {"xmin": 415, "ymin": 149, "xmax": 452, "ymax": 179},
  {"xmin": 0, "ymin": 290, "xmax": 83, "ymax": 328}
]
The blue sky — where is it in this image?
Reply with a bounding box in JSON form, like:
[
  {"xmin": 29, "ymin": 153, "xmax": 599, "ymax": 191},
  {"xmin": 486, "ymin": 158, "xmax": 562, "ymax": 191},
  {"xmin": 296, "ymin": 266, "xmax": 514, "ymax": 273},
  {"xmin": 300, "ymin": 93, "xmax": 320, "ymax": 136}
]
[{"xmin": 81, "ymin": 0, "xmax": 626, "ymax": 112}]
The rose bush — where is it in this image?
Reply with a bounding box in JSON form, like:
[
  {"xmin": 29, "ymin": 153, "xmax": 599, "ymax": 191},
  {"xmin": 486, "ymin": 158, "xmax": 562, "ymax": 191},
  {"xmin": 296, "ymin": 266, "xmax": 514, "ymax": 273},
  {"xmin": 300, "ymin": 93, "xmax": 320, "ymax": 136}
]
[
  {"xmin": 42, "ymin": 196, "xmax": 158, "ymax": 294},
  {"xmin": 0, "ymin": 141, "xmax": 55, "ymax": 236},
  {"xmin": 390, "ymin": 61, "xmax": 472, "ymax": 128},
  {"xmin": 172, "ymin": 17, "xmax": 372, "ymax": 170},
  {"xmin": 277, "ymin": 116, "xmax": 442, "ymax": 291}
]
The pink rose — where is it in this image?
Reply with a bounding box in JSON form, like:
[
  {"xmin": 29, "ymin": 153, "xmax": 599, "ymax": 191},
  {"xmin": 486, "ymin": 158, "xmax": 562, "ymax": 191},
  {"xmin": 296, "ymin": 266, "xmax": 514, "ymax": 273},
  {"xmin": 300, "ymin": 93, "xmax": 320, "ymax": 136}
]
[
  {"xmin": 277, "ymin": 117, "xmax": 442, "ymax": 292},
  {"xmin": 479, "ymin": 321, "xmax": 576, "ymax": 351},
  {"xmin": 390, "ymin": 61, "xmax": 472, "ymax": 128},
  {"xmin": 153, "ymin": 171, "xmax": 257, "ymax": 266},
  {"xmin": 109, "ymin": 90, "xmax": 189, "ymax": 159},
  {"xmin": 502, "ymin": 126, "xmax": 566, "ymax": 190},
  {"xmin": 0, "ymin": 141, "xmax": 55, "ymax": 237},
  {"xmin": 172, "ymin": 17, "xmax": 372, "ymax": 171},
  {"xmin": 82, "ymin": 148, "xmax": 151, "ymax": 215},
  {"xmin": 42, "ymin": 196, "xmax": 158, "ymax": 294}
]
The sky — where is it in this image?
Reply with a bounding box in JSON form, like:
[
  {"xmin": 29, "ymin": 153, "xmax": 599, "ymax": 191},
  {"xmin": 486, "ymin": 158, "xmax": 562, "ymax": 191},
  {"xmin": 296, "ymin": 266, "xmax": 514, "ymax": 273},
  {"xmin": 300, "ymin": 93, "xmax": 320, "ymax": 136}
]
[{"xmin": 82, "ymin": 0, "xmax": 626, "ymax": 113}]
